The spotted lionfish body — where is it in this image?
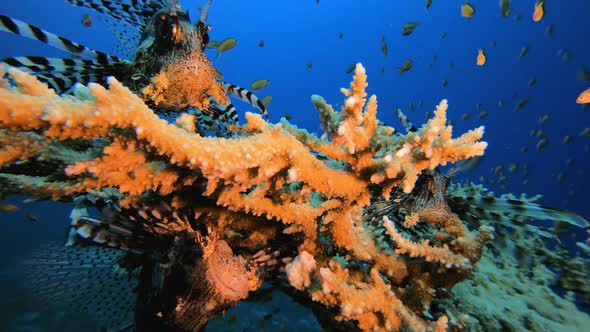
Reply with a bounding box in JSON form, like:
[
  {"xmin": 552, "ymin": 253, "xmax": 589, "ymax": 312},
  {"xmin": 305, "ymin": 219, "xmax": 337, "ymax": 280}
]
[{"xmin": 0, "ymin": 0, "xmax": 268, "ymax": 131}]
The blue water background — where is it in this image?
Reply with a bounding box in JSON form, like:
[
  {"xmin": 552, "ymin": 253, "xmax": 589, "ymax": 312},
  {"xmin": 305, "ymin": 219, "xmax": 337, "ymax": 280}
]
[{"xmin": 0, "ymin": 0, "xmax": 589, "ymax": 330}]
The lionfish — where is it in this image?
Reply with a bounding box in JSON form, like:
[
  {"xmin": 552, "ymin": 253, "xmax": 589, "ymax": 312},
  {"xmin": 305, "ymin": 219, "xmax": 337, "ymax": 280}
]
[
  {"xmin": 0, "ymin": 0, "xmax": 269, "ymax": 133},
  {"xmin": 372, "ymin": 108, "xmax": 590, "ymax": 238},
  {"xmin": 23, "ymin": 191, "xmax": 280, "ymax": 331}
]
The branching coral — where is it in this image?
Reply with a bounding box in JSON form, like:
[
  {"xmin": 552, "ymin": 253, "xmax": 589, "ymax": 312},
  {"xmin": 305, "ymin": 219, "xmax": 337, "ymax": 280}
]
[{"xmin": 1, "ymin": 63, "xmax": 587, "ymax": 331}]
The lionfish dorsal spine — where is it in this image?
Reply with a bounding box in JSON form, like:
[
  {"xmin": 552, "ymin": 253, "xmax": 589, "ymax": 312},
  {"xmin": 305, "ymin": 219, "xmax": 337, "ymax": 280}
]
[{"xmin": 66, "ymin": 0, "xmax": 168, "ymax": 30}]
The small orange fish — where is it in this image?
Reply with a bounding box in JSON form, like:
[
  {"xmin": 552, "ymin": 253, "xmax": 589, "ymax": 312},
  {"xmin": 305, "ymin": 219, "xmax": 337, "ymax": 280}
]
[
  {"xmin": 532, "ymin": 1, "xmax": 544, "ymax": 22},
  {"xmin": 576, "ymin": 87, "xmax": 590, "ymax": 104},
  {"xmin": 476, "ymin": 48, "xmax": 486, "ymax": 66},
  {"xmin": 81, "ymin": 14, "xmax": 92, "ymax": 27},
  {"xmin": 0, "ymin": 203, "xmax": 19, "ymax": 212}
]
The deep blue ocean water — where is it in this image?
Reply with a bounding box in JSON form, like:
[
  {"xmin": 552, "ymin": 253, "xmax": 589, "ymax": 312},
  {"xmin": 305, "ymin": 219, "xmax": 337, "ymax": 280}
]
[{"xmin": 0, "ymin": 0, "xmax": 589, "ymax": 331}]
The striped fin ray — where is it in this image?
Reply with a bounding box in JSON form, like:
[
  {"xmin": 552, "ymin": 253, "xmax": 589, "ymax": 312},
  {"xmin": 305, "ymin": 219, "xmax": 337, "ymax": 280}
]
[
  {"xmin": 1, "ymin": 56, "xmax": 130, "ymax": 93},
  {"xmin": 204, "ymin": 101, "xmax": 239, "ymax": 124},
  {"xmin": 395, "ymin": 107, "xmax": 417, "ymax": 132},
  {"xmin": 68, "ymin": 194, "xmax": 191, "ymax": 253},
  {"xmin": 69, "ymin": 216, "xmax": 147, "ymax": 254},
  {"xmin": 221, "ymin": 82, "xmax": 269, "ymax": 119},
  {"xmin": 448, "ymin": 195, "xmax": 590, "ymax": 229},
  {"xmin": 0, "ymin": 15, "xmax": 121, "ymax": 63},
  {"xmin": 67, "ymin": 0, "xmax": 168, "ymax": 29},
  {"xmin": 1, "ymin": 56, "xmax": 106, "ymax": 74},
  {"xmin": 22, "ymin": 243, "xmax": 138, "ymax": 331},
  {"xmin": 191, "ymin": 108, "xmax": 217, "ymax": 132},
  {"xmin": 187, "ymin": 106, "xmax": 235, "ymax": 137}
]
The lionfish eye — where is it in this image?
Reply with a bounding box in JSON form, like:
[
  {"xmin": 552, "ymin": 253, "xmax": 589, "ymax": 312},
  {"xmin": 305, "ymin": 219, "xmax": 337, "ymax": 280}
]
[{"xmin": 156, "ymin": 14, "xmax": 180, "ymax": 42}]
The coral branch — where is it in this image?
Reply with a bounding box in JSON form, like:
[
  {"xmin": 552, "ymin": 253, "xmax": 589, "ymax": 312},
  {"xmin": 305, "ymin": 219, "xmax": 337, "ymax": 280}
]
[
  {"xmin": 0, "ymin": 63, "xmax": 499, "ymax": 331},
  {"xmin": 383, "ymin": 216, "xmax": 471, "ymax": 269}
]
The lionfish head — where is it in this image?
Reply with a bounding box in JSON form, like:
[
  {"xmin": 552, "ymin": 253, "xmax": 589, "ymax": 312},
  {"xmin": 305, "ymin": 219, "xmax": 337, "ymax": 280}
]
[
  {"xmin": 149, "ymin": 0, "xmax": 210, "ymax": 51},
  {"xmin": 136, "ymin": 0, "xmax": 227, "ymax": 111}
]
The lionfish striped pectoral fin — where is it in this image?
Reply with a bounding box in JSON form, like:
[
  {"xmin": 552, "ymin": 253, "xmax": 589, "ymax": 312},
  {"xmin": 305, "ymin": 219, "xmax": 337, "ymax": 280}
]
[
  {"xmin": 0, "ymin": 15, "xmax": 121, "ymax": 63},
  {"xmin": 448, "ymin": 195, "xmax": 590, "ymax": 229},
  {"xmin": 0, "ymin": 14, "xmax": 131, "ymax": 93},
  {"xmin": 1, "ymin": 56, "xmax": 131, "ymax": 93},
  {"xmin": 22, "ymin": 243, "xmax": 138, "ymax": 331},
  {"xmin": 221, "ymin": 81, "xmax": 269, "ymax": 119}
]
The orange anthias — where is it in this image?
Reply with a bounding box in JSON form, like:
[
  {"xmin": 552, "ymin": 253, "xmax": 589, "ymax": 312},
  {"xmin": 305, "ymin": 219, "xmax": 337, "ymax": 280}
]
[
  {"xmin": 476, "ymin": 49, "xmax": 486, "ymax": 66},
  {"xmin": 532, "ymin": 1, "xmax": 544, "ymax": 22},
  {"xmin": 576, "ymin": 87, "xmax": 590, "ymax": 104}
]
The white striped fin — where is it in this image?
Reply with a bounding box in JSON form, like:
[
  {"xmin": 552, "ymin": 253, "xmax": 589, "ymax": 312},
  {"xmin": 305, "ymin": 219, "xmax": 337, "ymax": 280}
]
[
  {"xmin": 1, "ymin": 56, "xmax": 108, "ymax": 73},
  {"xmin": 194, "ymin": 109, "xmax": 216, "ymax": 129},
  {"xmin": 1, "ymin": 56, "xmax": 130, "ymax": 93},
  {"xmin": 67, "ymin": 0, "xmax": 167, "ymax": 29},
  {"xmin": 395, "ymin": 108, "xmax": 417, "ymax": 132},
  {"xmin": 36, "ymin": 72, "xmax": 103, "ymax": 93},
  {"xmin": 162, "ymin": 106, "xmax": 235, "ymax": 136},
  {"xmin": 221, "ymin": 82, "xmax": 269, "ymax": 119},
  {"xmin": 68, "ymin": 194, "xmax": 190, "ymax": 254},
  {"xmin": 71, "ymin": 216, "xmax": 145, "ymax": 254},
  {"xmin": 0, "ymin": 15, "xmax": 121, "ymax": 64},
  {"xmin": 188, "ymin": 108, "xmax": 229, "ymax": 136},
  {"xmin": 204, "ymin": 101, "xmax": 239, "ymax": 124}
]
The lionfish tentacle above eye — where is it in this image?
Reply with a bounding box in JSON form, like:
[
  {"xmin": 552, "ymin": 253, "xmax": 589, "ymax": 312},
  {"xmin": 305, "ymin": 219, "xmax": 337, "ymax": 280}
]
[
  {"xmin": 221, "ymin": 82, "xmax": 269, "ymax": 119},
  {"xmin": 66, "ymin": 0, "xmax": 169, "ymax": 29},
  {"xmin": 0, "ymin": 15, "xmax": 121, "ymax": 63},
  {"xmin": 200, "ymin": 0, "xmax": 214, "ymax": 23},
  {"xmin": 0, "ymin": 56, "xmax": 131, "ymax": 93}
]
